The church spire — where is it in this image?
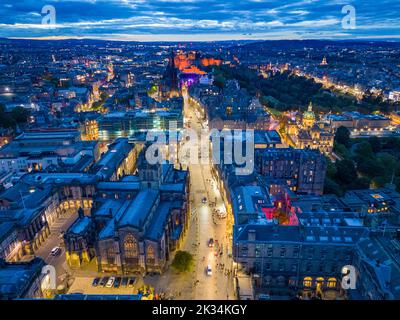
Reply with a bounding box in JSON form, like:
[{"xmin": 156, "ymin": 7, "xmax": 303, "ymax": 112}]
[{"xmin": 308, "ymin": 101, "xmax": 313, "ymax": 112}]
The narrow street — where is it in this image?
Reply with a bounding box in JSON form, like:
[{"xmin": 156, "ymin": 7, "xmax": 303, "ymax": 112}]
[
  {"xmin": 182, "ymin": 91, "xmax": 235, "ymax": 300},
  {"xmin": 35, "ymin": 210, "xmax": 78, "ymax": 288},
  {"xmin": 145, "ymin": 91, "xmax": 235, "ymax": 300}
]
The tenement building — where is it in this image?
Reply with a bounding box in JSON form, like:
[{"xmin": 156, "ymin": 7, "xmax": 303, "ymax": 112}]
[
  {"xmin": 233, "ymin": 224, "xmax": 368, "ymax": 296},
  {"xmin": 255, "ymin": 148, "xmax": 327, "ymax": 195}
]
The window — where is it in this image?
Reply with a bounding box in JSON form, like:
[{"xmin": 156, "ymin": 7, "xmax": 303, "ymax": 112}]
[
  {"xmin": 124, "ymin": 234, "xmax": 138, "ymax": 258},
  {"xmin": 147, "ymin": 245, "xmax": 155, "ymax": 260},
  {"xmin": 106, "ymin": 246, "xmax": 116, "ymax": 265},
  {"xmin": 327, "ymin": 278, "xmax": 337, "ymax": 288},
  {"xmin": 303, "ymin": 277, "xmax": 313, "ymax": 288}
]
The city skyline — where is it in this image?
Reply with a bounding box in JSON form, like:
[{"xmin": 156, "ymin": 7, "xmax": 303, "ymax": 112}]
[
  {"xmin": 1, "ymin": 0, "xmax": 400, "ymax": 41},
  {"xmin": 1, "ymin": 2, "xmax": 400, "ymax": 304}
]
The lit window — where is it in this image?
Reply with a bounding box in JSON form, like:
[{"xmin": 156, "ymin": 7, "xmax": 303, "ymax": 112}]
[
  {"xmin": 303, "ymin": 277, "xmax": 313, "ymax": 287},
  {"xmin": 124, "ymin": 234, "xmax": 138, "ymax": 258}
]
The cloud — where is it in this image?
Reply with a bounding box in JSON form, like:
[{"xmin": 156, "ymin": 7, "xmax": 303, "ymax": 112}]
[{"xmin": 0, "ymin": 0, "xmax": 399, "ymax": 40}]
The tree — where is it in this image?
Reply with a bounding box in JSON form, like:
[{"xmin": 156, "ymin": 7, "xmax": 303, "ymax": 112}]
[
  {"xmin": 348, "ymin": 177, "xmax": 371, "ymax": 190},
  {"xmin": 335, "ymin": 126, "xmax": 351, "ymax": 147},
  {"xmin": 326, "ymin": 160, "xmax": 337, "ymax": 179},
  {"xmin": 11, "ymin": 107, "xmax": 30, "ymax": 123},
  {"xmin": 336, "ymin": 159, "xmax": 357, "ymax": 185},
  {"xmin": 334, "ymin": 143, "xmax": 351, "ymax": 159},
  {"xmin": 324, "ymin": 178, "xmax": 343, "ymax": 196},
  {"xmin": 377, "ymin": 153, "xmax": 397, "ymax": 177},
  {"xmin": 213, "ymin": 74, "xmax": 226, "ymax": 89},
  {"xmin": 357, "ymin": 159, "xmax": 385, "ymax": 179},
  {"xmin": 369, "ymin": 136, "xmax": 382, "ymax": 153},
  {"xmin": 353, "ymin": 141, "xmax": 374, "ymax": 162},
  {"xmin": 171, "ymin": 251, "xmax": 194, "ymax": 273}
]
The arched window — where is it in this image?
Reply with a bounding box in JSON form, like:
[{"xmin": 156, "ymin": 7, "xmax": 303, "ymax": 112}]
[
  {"xmin": 106, "ymin": 246, "xmax": 116, "ymax": 264},
  {"xmin": 147, "ymin": 245, "xmax": 155, "ymax": 260},
  {"xmin": 124, "ymin": 234, "xmax": 138, "ymax": 258},
  {"xmin": 303, "ymin": 277, "xmax": 313, "ymax": 287},
  {"xmin": 327, "ymin": 278, "xmax": 337, "ymax": 288}
]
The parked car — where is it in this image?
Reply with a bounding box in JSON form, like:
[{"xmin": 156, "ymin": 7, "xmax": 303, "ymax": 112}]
[
  {"xmin": 99, "ymin": 277, "xmax": 108, "ymax": 287},
  {"xmin": 202, "ymin": 197, "xmax": 207, "ymax": 204},
  {"xmin": 206, "ymin": 265, "xmax": 212, "ymax": 276},
  {"xmin": 106, "ymin": 277, "xmax": 115, "ymax": 288},
  {"xmin": 51, "ymin": 247, "xmax": 62, "ymax": 256},
  {"xmin": 92, "ymin": 278, "xmax": 100, "ymax": 287},
  {"xmin": 114, "ymin": 277, "xmax": 122, "ymax": 288},
  {"xmin": 121, "ymin": 277, "xmax": 129, "ymax": 287},
  {"xmin": 208, "ymin": 238, "xmax": 214, "ymax": 247},
  {"xmin": 128, "ymin": 278, "xmax": 136, "ymax": 288}
]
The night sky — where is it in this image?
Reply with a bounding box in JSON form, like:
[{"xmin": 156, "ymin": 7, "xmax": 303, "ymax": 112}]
[{"xmin": 0, "ymin": 0, "xmax": 399, "ymax": 41}]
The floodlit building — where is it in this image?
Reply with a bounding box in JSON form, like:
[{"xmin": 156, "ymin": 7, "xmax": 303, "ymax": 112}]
[{"xmin": 64, "ymin": 150, "xmax": 190, "ymax": 274}]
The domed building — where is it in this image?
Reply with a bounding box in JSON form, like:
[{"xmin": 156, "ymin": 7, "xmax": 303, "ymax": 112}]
[
  {"xmin": 302, "ymin": 102, "xmax": 316, "ymax": 128},
  {"xmin": 285, "ymin": 102, "xmax": 334, "ymax": 155}
]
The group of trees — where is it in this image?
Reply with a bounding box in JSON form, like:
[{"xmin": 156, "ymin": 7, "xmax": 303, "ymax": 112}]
[
  {"xmin": 325, "ymin": 126, "xmax": 400, "ymax": 196},
  {"xmin": 0, "ymin": 103, "xmax": 30, "ymax": 129},
  {"xmin": 213, "ymin": 66, "xmax": 400, "ymax": 114}
]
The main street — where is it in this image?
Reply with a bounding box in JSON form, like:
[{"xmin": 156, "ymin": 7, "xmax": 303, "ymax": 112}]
[
  {"xmin": 146, "ymin": 91, "xmax": 235, "ymax": 300},
  {"xmin": 182, "ymin": 90, "xmax": 235, "ymax": 300}
]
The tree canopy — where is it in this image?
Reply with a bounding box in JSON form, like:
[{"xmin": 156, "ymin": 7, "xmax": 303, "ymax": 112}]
[{"xmin": 171, "ymin": 251, "xmax": 194, "ymax": 273}]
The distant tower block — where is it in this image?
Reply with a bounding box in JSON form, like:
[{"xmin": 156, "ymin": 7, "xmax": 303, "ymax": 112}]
[{"xmin": 321, "ymin": 56, "xmax": 328, "ymax": 66}]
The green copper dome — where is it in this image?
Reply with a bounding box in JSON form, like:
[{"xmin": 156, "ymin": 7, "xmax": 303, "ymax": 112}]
[{"xmin": 303, "ymin": 102, "xmax": 315, "ymax": 120}]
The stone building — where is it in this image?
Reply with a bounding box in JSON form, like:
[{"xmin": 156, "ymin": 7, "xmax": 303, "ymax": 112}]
[
  {"xmin": 64, "ymin": 151, "xmax": 190, "ymax": 275},
  {"xmin": 233, "ymin": 224, "xmax": 368, "ymax": 296},
  {"xmin": 255, "ymin": 148, "xmax": 327, "ymax": 195}
]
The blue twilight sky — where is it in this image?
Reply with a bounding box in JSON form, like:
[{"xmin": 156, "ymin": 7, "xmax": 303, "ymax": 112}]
[{"xmin": 0, "ymin": 0, "xmax": 399, "ymax": 41}]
